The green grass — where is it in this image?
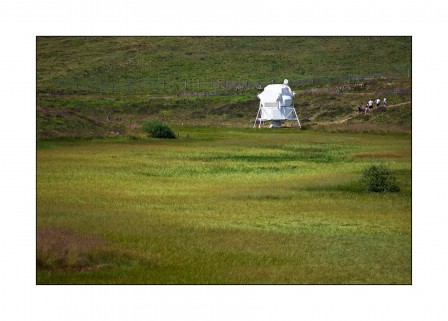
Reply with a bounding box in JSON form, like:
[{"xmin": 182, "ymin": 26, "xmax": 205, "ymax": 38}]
[
  {"xmin": 37, "ymin": 36, "xmax": 411, "ymax": 89},
  {"xmin": 36, "ymin": 36, "xmax": 411, "ymax": 138},
  {"xmin": 37, "ymin": 128, "xmax": 411, "ymax": 284},
  {"xmin": 37, "ymin": 89, "xmax": 411, "ymax": 138}
]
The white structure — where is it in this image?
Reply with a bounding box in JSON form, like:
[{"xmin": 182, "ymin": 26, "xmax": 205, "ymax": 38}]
[{"xmin": 253, "ymin": 79, "xmax": 301, "ymax": 128}]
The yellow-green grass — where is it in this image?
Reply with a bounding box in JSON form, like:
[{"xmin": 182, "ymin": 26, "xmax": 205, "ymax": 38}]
[{"xmin": 37, "ymin": 128, "xmax": 411, "ymax": 284}]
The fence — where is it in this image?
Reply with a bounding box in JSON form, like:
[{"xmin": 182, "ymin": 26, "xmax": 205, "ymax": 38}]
[{"xmin": 40, "ymin": 71, "xmax": 411, "ymax": 96}]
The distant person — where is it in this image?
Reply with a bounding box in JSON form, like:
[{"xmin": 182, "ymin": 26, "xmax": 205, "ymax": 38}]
[
  {"xmin": 368, "ymin": 99, "xmax": 373, "ymax": 109},
  {"xmin": 376, "ymin": 98, "xmax": 381, "ymax": 108},
  {"xmin": 383, "ymin": 97, "xmax": 387, "ymax": 107},
  {"xmin": 358, "ymin": 103, "xmax": 363, "ymax": 113},
  {"xmin": 365, "ymin": 103, "xmax": 369, "ymax": 114}
]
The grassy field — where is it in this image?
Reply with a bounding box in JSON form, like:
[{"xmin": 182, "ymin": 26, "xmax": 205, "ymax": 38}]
[
  {"xmin": 36, "ymin": 127, "xmax": 411, "ymax": 284},
  {"xmin": 36, "ymin": 36, "xmax": 412, "ymax": 284}
]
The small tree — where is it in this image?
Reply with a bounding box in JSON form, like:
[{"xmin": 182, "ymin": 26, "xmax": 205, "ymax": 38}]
[
  {"xmin": 142, "ymin": 120, "xmax": 176, "ymax": 139},
  {"xmin": 361, "ymin": 165, "xmax": 400, "ymax": 192}
]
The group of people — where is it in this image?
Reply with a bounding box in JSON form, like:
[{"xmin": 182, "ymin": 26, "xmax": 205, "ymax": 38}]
[{"xmin": 357, "ymin": 97, "xmax": 387, "ymax": 114}]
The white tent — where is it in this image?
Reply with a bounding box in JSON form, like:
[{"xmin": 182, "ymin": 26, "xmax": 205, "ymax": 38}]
[{"xmin": 253, "ymin": 79, "xmax": 301, "ymax": 128}]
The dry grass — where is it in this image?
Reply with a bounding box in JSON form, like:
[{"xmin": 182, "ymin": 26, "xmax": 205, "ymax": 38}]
[{"xmin": 37, "ymin": 227, "xmax": 110, "ymax": 271}]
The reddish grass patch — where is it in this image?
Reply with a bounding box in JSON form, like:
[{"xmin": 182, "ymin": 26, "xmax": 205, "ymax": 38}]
[{"xmin": 37, "ymin": 227, "xmax": 110, "ymax": 271}]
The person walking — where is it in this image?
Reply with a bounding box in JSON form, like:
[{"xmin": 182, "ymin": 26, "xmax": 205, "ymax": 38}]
[
  {"xmin": 376, "ymin": 98, "xmax": 381, "ymax": 108},
  {"xmin": 358, "ymin": 103, "xmax": 363, "ymax": 113},
  {"xmin": 368, "ymin": 99, "xmax": 373, "ymax": 110},
  {"xmin": 383, "ymin": 97, "xmax": 387, "ymax": 107}
]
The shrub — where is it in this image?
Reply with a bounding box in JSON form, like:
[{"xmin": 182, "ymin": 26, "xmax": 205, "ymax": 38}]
[
  {"xmin": 361, "ymin": 165, "xmax": 400, "ymax": 192},
  {"xmin": 142, "ymin": 120, "xmax": 176, "ymax": 139}
]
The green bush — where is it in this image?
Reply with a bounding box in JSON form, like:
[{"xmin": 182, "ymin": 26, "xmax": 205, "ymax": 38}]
[
  {"xmin": 361, "ymin": 165, "xmax": 400, "ymax": 192},
  {"xmin": 142, "ymin": 120, "xmax": 176, "ymax": 139}
]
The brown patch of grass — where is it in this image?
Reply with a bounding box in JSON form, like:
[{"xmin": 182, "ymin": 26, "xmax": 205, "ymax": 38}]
[{"xmin": 37, "ymin": 227, "xmax": 110, "ymax": 271}]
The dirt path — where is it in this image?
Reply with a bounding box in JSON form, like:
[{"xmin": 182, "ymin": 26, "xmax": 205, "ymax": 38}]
[
  {"xmin": 315, "ymin": 101, "xmax": 411, "ymax": 125},
  {"xmin": 388, "ymin": 101, "xmax": 411, "ymax": 108}
]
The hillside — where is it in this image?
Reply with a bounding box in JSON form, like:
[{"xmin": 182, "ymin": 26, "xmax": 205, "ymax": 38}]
[
  {"xmin": 37, "ymin": 37, "xmax": 411, "ymax": 88},
  {"xmin": 36, "ymin": 36, "xmax": 412, "ymax": 138}
]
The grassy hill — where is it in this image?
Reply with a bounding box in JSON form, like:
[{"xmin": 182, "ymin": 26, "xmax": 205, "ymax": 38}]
[
  {"xmin": 36, "ymin": 36, "xmax": 412, "ymax": 138},
  {"xmin": 37, "ymin": 36, "xmax": 411, "ymax": 86}
]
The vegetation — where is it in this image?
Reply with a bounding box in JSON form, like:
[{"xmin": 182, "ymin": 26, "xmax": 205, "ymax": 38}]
[
  {"xmin": 37, "ymin": 37, "xmax": 411, "ymax": 89},
  {"xmin": 36, "ymin": 37, "xmax": 412, "ymax": 284},
  {"xmin": 36, "ymin": 36, "xmax": 412, "ymax": 138},
  {"xmin": 362, "ymin": 165, "xmax": 400, "ymax": 192},
  {"xmin": 37, "ymin": 128, "xmax": 411, "ymax": 284},
  {"xmin": 36, "ymin": 88, "xmax": 412, "ymax": 138},
  {"xmin": 142, "ymin": 120, "xmax": 176, "ymax": 139}
]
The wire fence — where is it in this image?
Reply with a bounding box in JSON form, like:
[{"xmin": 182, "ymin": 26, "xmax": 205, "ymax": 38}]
[{"xmin": 39, "ymin": 70, "xmax": 411, "ymax": 96}]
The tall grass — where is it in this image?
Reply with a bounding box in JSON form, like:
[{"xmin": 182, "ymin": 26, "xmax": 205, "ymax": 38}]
[{"xmin": 37, "ymin": 128, "xmax": 411, "ymax": 284}]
